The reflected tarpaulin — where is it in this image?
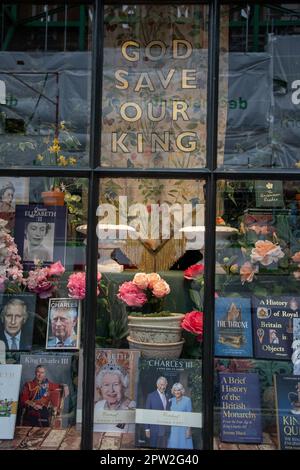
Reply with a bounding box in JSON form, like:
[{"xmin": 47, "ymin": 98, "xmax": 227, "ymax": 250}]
[
  {"xmin": 0, "ymin": 52, "xmax": 91, "ymax": 165},
  {"xmin": 223, "ymin": 53, "xmax": 272, "ymax": 167},
  {"xmin": 268, "ymin": 34, "xmax": 300, "ymax": 167}
]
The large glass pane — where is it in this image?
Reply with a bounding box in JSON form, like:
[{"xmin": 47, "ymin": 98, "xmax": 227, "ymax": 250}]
[
  {"xmin": 101, "ymin": 4, "xmax": 209, "ymax": 169},
  {"xmin": 0, "ymin": 4, "xmax": 92, "ymax": 167},
  {"xmin": 219, "ymin": 3, "xmax": 300, "ymax": 169},
  {"xmin": 92, "ymin": 177, "xmax": 205, "ymax": 450},
  {"xmin": 0, "ymin": 175, "xmax": 88, "ymax": 449},
  {"xmin": 214, "ymin": 179, "xmax": 300, "ymax": 450}
]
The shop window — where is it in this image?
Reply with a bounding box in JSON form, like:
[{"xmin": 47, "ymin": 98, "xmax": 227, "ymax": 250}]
[
  {"xmin": 219, "ymin": 3, "xmax": 300, "ymax": 169},
  {"xmin": 0, "ymin": 4, "xmax": 92, "ymax": 166},
  {"xmin": 214, "ymin": 179, "xmax": 300, "ymax": 450}
]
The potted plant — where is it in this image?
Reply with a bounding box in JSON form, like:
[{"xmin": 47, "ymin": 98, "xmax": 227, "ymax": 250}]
[
  {"xmin": 117, "ymin": 272, "xmax": 185, "ymax": 358},
  {"xmin": 34, "ymin": 121, "xmax": 81, "ymax": 206}
]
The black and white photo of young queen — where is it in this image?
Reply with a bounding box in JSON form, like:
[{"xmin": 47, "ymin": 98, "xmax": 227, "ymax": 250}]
[
  {"xmin": 15, "ymin": 205, "xmax": 67, "ymax": 268},
  {"xmin": 23, "ymin": 221, "xmax": 54, "ymax": 263}
]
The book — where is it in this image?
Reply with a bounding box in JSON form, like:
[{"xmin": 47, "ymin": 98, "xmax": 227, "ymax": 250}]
[
  {"xmin": 93, "ymin": 348, "xmax": 140, "ymax": 433},
  {"xmin": 0, "ymin": 293, "xmax": 36, "ymax": 351},
  {"xmin": 255, "ymin": 180, "xmax": 284, "ymax": 208},
  {"xmin": 0, "ymin": 364, "xmax": 22, "ymax": 439},
  {"xmin": 219, "ymin": 372, "xmax": 262, "ymax": 443},
  {"xmin": 292, "ymin": 318, "xmax": 300, "ymax": 374},
  {"xmin": 18, "ymin": 353, "xmax": 77, "ymax": 428},
  {"xmin": 14, "ymin": 204, "xmax": 67, "ymax": 269},
  {"xmin": 135, "ymin": 358, "xmax": 202, "ymax": 450},
  {"xmin": 0, "ymin": 177, "xmax": 29, "ymax": 231},
  {"xmin": 46, "ymin": 298, "xmax": 81, "ymax": 350},
  {"xmin": 215, "ymin": 297, "xmax": 253, "ymax": 357},
  {"xmin": 253, "ymin": 296, "xmax": 299, "ymax": 360},
  {"xmin": 274, "ymin": 374, "xmax": 300, "ymax": 449}
]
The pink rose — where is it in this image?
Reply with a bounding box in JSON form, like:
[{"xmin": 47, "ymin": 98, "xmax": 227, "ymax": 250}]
[
  {"xmin": 48, "ymin": 261, "xmax": 65, "ymax": 276},
  {"xmin": 132, "ymin": 273, "xmax": 149, "ymax": 290},
  {"xmin": 184, "ymin": 264, "xmax": 204, "ymax": 280},
  {"xmin": 152, "ymin": 279, "xmax": 170, "ymax": 298},
  {"xmin": 117, "ymin": 281, "xmax": 147, "ymax": 307},
  {"xmin": 181, "ymin": 311, "xmax": 204, "ymax": 342},
  {"xmin": 292, "ymin": 252, "xmax": 300, "ymax": 264},
  {"xmin": 250, "ymin": 240, "xmax": 284, "ymax": 266},
  {"xmin": 147, "ymin": 273, "xmax": 161, "ymax": 289}
]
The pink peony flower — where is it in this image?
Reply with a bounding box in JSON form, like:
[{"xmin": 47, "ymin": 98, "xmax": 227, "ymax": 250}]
[
  {"xmin": 250, "ymin": 240, "xmax": 284, "ymax": 266},
  {"xmin": 117, "ymin": 281, "xmax": 147, "ymax": 307},
  {"xmin": 48, "ymin": 261, "xmax": 65, "ymax": 276},
  {"xmin": 67, "ymin": 271, "xmax": 102, "ymax": 300},
  {"xmin": 184, "ymin": 263, "xmax": 204, "ymax": 280},
  {"xmin": 152, "ymin": 279, "xmax": 170, "ymax": 298},
  {"xmin": 132, "ymin": 273, "xmax": 149, "ymax": 290},
  {"xmin": 181, "ymin": 311, "xmax": 204, "ymax": 342}
]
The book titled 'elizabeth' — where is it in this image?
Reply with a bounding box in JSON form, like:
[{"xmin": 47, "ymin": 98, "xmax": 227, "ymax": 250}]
[{"xmin": 0, "ymin": 364, "xmax": 22, "ymax": 439}]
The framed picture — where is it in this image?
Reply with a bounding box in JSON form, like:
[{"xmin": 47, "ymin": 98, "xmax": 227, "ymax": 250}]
[
  {"xmin": 14, "ymin": 204, "xmax": 67, "ymax": 269},
  {"xmin": 46, "ymin": 298, "xmax": 81, "ymax": 350},
  {"xmin": 0, "ymin": 177, "xmax": 30, "ymax": 231},
  {"xmin": 0, "ymin": 293, "xmax": 36, "ymax": 351}
]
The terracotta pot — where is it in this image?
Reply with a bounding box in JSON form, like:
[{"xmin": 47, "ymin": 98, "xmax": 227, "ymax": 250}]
[{"xmin": 41, "ymin": 191, "xmax": 65, "ymax": 206}]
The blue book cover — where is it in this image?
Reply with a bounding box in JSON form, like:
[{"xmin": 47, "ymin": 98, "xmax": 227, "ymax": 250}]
[
  {"xmin": 219, "ymin": 372, "xmax": 262, "ymax": 444},
  {"xmin": 15, "ymin": 204, "xmax": 67, "ymax": 270},
  {"xmin": 215, "ymin": 297, "xmax": 253, "ymax": 357},
  {"xmin": 253, "ymin": 296, "xmax": 300, "ymax": 360},
  {"xmin": 274, "ymin": 375, "xmax": 300, "ymax": 449}
]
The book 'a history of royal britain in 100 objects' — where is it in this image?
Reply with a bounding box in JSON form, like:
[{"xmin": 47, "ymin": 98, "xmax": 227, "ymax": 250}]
[{"xmin": 253, "ymin": 296, "xmax": 300, "ymax": 360}]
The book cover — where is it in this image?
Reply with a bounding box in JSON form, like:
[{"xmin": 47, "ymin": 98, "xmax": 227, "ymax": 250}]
[
  {"xmin": 0, "ymin": 293, "xmax": 36, "ymax": 351},
  {"xmin": 274, "ymin": 374, "xmax": 300, "ymax": 449},
  {"xmin": 18, "ymin": 353, "xmax": 77, "ymax": 428},
  {"xmin": 215, "ymin": 297, "xmax": 253, "ymax": 357},
  {"xmin": 219, "ymin": 372, "xmax": 262, "ymax": 443},
  {"xmin": 292, "ymin": 318, "xmax": 300, "ymax": 374},
  {"xmin": 0, "ymin": 177, "xmax": 29, "ymax": 231},
  {"xmin": 14, "ymin": 204, "xmax": 67, "ymax": 269},
  {"xmin": 253, "ymin": 296, "xmax": 299, "ymax": 360},
  {"xmin": 93, "ymin": 348, "xmax": 140, "ymax": 433},
  {"xmin": 46, "ymin": 298, "xmax": 81, "ymax": 350},
  {"xmin": 135, "ymin": 358, "xmax": 202, "ymax": 450},
  {"xmin": 255, "ymin": 180, "xmax": 284, "ymax": 208},
  {"xmin": 0, "ymin": 364, "xmax": 22, "ymax": 439}
]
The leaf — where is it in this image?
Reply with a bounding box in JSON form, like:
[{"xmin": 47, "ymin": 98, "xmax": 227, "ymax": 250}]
[{"xmin": 189, "ymin": 289, "xmax": 202, "ymax": 310}]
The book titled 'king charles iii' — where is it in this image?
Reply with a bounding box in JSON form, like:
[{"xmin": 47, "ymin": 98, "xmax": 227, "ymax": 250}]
[
  {"xmin": 253, "ymin": 296, "xmax": 300, "ymax": 360},
  {"xmin": 0, "ymin": 364, "xmax": 22, "ymax": 439},
  {"xmin": 274, "ymin": 375, "xmax": 300, "ymax": 449},
  {"xmin": 215, "ymin": 297, "xmax": 253, "ymax": 357}
]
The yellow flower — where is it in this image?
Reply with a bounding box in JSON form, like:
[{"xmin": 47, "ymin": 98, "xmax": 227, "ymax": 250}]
[
  {"xmin": 49, "ymin": 143, "xmax": 61, "ymax": 153},
  {"xmin": 36, "ymin": 154, "xmax": 44, "ymax": 161},
  {"xmin": 57, "ymin": 155, "xmax": 68, "ymax": 166},
  {"xmin": 68, "ymin": 157, "xmax": 77, "ymax": 166},
  {"xmin": 60, "ymin": 121, "xmax": 66, "ymax": 130}
]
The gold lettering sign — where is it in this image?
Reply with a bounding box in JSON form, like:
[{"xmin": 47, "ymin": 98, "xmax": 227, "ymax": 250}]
[{"xmin": 102, "ymin": 5, "xmax": 208, "ymax": 168}]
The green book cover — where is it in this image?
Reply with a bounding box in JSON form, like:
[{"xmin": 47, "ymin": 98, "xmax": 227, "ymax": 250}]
[{"xmin": 255, "ymin": 181, "xmax": 284, "ymax": 208}]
